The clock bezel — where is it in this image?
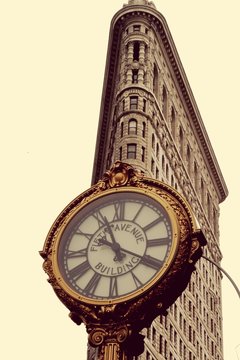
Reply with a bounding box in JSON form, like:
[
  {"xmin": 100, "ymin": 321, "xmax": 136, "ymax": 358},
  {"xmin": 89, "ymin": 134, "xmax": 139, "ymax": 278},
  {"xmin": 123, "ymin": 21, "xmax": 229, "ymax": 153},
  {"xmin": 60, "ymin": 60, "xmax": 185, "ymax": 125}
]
[{"xmin": 52, "ymin": 186, "xmax": 180, "ymax": 305}]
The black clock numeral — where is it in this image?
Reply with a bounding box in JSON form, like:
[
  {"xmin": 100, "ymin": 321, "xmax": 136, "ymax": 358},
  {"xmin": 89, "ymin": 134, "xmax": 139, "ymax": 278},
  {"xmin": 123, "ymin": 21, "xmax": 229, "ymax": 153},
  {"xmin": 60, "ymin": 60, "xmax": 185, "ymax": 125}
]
[
  {"xmin": 67, "ymin": 248, "xmax": 87, "ymax": 258},
  {"xmin": 132, "ymin": 204, "xmax": 144, "ymax": 222},
  {"xmin": 92, "ymin": 210, "xmax": 106, "ymax": 227},
  {"xmin": 84, "ymin": 273, "xmax": 101, "ymax": 295},
  {"xmin": 113, "ymin": 202, "xmax": 125, "ymax": 221},
  {"xmin": 142, "ymin": 217, "xmax": 163, "ymax": 232},
  {"xmin": 140, "ymin": 254, "xmax": 163, "ymax": 270},
  {"xmin": 75, "ymin": 229, "xmax": 93, "ymax": 240},
  {"xmin": 147, "ymin": 237, "xmax": 170, "ymax": 247},
  {"xmin": 131, "ymin": 271, "xmax": 143, "ymax": 288},
  {"xmin": 68, "ymin": 260, "xmax": 91, "ymax": 280},
  {"xmin": 109, "ymin": 276, "xmax": 118, "ymax": 297}
]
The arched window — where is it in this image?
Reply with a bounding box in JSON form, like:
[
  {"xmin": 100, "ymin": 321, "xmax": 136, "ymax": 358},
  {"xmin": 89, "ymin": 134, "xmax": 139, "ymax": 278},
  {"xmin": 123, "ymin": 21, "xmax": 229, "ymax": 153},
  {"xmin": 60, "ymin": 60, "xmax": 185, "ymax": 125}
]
[
  {"xmin": 162, "ymin": 85, "xmax": 167, "ymax": 118},
  {"xmin": 128, "ymin": 119, "xmax": 137, "ymax": 135}
]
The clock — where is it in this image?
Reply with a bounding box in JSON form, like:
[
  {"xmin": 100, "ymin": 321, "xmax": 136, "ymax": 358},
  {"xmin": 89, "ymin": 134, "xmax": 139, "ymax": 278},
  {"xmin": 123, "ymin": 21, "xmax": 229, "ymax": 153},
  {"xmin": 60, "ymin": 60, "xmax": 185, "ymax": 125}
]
[{"xmin": 52, "ymin": 187, "xmax": 179, "ymax": 305}]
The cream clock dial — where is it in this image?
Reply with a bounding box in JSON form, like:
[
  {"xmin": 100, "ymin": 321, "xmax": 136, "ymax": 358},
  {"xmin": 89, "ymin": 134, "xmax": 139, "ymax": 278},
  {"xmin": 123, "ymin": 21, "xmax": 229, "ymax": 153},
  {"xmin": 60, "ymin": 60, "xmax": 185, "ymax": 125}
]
[{"xmin": 53, "ymin": 189, "xmax": 178, "ymax": 304}]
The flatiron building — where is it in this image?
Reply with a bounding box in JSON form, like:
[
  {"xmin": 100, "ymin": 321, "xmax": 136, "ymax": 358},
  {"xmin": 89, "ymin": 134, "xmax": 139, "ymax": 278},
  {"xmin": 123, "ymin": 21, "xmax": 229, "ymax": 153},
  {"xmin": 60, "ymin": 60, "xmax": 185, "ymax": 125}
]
[{"xmin": 90, "ymin": 1, "xmax": 228, "ymax": 359}]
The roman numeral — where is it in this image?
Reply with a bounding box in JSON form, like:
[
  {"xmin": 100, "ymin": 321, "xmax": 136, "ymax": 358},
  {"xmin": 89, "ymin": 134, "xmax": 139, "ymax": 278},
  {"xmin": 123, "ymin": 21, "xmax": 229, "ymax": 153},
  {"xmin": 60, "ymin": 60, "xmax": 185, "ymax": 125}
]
[
  {"xmin": 68, "ymin": 260, "xmax": 90, "ymax": 280},
  {"xmin": 75, "ymin": 229, "xmax": 93, "ymax": 240},
  {"xmin": 113, "ymin": 202, "xmax": 125, "ymax": 221},
  {"xmin": 67, "ymin": 248, "xmax": 87, "ymax": 258},
  {"xmin": 84, "ymin": 273, "xmax": 101, "ymax": 295},
  {"xmin": 142, "ymin": 217, "xmax": 162, "ymax": 232},
  {"xmin": 131, "ymin": 272, "xmax": 143, "ymax": 288},
  {"xmin": 132, "ymin": 204, "xmax": 144, "ymax": 222},
  {"xmin": 109, "ymin": 277, "xmax": 118, "ymax": 297},
  {"xmin": 147, "ymin": 238, "xmax": 170, "ymax": 247},
  {"xmin": 140, "ymin": 254, "xmax": 163, "ymax": 270},
  {"xmin": 92, "ymin": 210, "xmax": 106, "ymax": 227}
]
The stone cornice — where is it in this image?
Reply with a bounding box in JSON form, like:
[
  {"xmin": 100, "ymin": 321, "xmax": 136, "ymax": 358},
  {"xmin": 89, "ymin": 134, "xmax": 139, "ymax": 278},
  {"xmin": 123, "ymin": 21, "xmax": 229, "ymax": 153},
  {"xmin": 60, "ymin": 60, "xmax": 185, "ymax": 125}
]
[{"xmin": 91, "ymin": 4, "xmax": 228, "ymax": 203}]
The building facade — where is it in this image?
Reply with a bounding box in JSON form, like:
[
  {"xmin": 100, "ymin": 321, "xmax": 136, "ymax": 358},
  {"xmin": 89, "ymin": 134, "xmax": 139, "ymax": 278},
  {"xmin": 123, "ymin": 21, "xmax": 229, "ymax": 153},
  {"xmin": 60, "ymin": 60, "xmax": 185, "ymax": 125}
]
[{"xmin": 91, "ymin": 1, "xmax": 228, "ymax": 359}]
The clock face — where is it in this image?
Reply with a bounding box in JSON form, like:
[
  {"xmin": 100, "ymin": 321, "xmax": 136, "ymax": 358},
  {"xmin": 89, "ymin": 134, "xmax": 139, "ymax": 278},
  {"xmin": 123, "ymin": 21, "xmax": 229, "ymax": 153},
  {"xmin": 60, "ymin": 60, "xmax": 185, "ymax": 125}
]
[{"xmin": 54, "ymin": 189, "xmax": 178, "ymax": 304}]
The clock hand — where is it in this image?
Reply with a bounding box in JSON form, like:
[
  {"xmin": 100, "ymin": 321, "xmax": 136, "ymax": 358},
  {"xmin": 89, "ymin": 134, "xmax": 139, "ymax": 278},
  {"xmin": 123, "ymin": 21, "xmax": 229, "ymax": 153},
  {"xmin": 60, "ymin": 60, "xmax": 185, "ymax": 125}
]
[
  {"xmin": 100, "ymin": 239, "xmax": 162, "ymax": 270},
  {"xmin": 100, "ymin": 237, "xmax": 126, "ymax": 262},
  {"xmin": 103, "ymin": 217, "xmax": 125, "ymax": 261}
]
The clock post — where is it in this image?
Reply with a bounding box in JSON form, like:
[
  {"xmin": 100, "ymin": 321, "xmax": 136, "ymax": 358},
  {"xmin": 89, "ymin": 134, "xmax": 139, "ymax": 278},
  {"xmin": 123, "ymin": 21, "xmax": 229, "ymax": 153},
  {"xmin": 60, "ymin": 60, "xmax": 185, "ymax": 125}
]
[{"xmin": 40, "ymin": 161, "xmax": 206, "ymax": 359}]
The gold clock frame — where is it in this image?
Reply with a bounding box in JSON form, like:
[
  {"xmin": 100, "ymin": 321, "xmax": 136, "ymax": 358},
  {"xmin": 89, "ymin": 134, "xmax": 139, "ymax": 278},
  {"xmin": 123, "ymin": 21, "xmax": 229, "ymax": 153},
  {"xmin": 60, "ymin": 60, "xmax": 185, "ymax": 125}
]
[
  {"xmin": 51, "ymin": 186, "xmax": 180, "ymax": 305},
  {"xmin": 40, "ymin": 161, "xmax": 206, "ymax": 359}
]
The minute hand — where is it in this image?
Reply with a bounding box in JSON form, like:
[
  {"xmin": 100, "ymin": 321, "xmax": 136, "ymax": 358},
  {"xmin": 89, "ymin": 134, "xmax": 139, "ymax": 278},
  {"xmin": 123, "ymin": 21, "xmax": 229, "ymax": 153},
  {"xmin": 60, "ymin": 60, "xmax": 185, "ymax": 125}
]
[{"xmin": 112, "ymin": 244, "xmax": 163, "ymax": 271}]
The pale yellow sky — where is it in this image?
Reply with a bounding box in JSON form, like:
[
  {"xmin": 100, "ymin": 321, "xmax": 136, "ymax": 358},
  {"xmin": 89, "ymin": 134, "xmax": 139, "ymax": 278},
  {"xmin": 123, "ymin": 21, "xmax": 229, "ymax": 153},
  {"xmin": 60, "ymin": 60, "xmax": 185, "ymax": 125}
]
[{"xmin": 1, "ymin": 1, "xmax": 239, "ymax": 359}]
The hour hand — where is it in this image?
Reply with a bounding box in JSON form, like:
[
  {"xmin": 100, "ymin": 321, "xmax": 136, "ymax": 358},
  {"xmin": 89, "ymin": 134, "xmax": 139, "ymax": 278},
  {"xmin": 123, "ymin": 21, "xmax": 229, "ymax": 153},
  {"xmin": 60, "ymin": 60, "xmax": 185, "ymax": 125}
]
[{"xmin": 99, "ymin": 237, "xmax": 126, "ymax": 262}]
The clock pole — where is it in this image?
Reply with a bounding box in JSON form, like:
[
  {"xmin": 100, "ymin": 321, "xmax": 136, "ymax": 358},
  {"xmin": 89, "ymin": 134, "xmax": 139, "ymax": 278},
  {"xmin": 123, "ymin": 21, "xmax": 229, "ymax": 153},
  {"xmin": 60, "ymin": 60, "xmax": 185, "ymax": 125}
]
[{"xmin": 86, "ymin": 323, "xmax": 145, "ymax": 360}]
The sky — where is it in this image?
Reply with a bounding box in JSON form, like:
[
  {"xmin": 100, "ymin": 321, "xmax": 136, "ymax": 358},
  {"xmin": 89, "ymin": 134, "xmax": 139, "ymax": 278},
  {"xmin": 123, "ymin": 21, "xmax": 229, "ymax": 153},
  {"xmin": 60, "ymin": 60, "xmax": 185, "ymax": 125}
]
[{"xmin": 1, "ymin": 0, "xmax": 239, "ymax": 359}]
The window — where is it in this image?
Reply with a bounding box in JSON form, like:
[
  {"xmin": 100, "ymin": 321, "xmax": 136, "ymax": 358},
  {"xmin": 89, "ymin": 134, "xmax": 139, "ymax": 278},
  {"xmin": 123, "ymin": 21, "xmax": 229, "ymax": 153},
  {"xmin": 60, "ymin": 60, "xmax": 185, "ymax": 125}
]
[
  {"xmin": 156, "ymin": 143, "xmax": 160, "ymax": 159},
  {"xmin": 133, "ymin": 25, "xmax": 140, "ymax": 32},
  {"xmin": 171, "ymin": 106, "xmax": 176, "ymax": 138},
  {"xmin": 119, "ymin": 146, "xmax": 122, "ymax": 160},
  {"xmin": 151, "ymin": 134, "xmax": 155, "ymax": 149},
  {"xmin": 159, "ymin": 334, "xmax": 163, "ymax": 354},
  {"xmin": 130, "ymin": 96, "xmax": 138, "ymax": 110},
  {"xmin": 128, "ymin": 119, "xmax": 137, "ymax": 135},
  {"xmin": 186, "ymin": 144, "xmax": 191, "ymax": 174},
  {"xmin": 152, "ymin": 327, "xmax": 156, "ymax": 344},
  {"xmin": 143, "ymin": 98, "xmax": 146, "ymax": 112},
  {"xmin": 153, "ymin": 64, "xmax": 159, "ymax": 97},
  {"xmin": 120, "ymin": 122, "xmax": 124, "ymax": 137},
  {"xmin": 194, "ymin": 161, "xmax": 198, "ymax": 189},
  {"xmin": 156, "ymin": 167, "xmax": 159, "ymax": 179},
  {"xmin": 166, "ymin": 163, "xmax": 169, "ymax": 180},
  {"xmin": 179, "ymin": 126, "xmax": 184, "ymax": 158},
  {"xmin": 142, "ymin": 122, "xmax": 146, "ymax": 137},
  {"xmin": 132, "ymin": 69, "xmax": 138, "ymax": 83},
  {"xmin": 162, "ymin": 155, "xmax": 165, "ymax": 171},
  {"xmin": 127, "ymin": 144, "xmax": 137, "ymax": 159},
  {"xmin": 141, "ymin": 146, "xmax": 145, "ymax": 162},
  {"xmin": 133, "ymin": 41, "xmax": 140, "ymax": 61},
  {"xmin": 122, "ymin": 99, "xmax": 125, "ymax": 112},
  {"xmin": 151, "ymin": 158, "xmax": 155, "ymax": 174},
  {"xmin": 200, "ymin": 178, "xmax": 205, "ymax": 205},
  {"xmin": 162, "ymin": 85, "xmax": 167, "ymax": 118}
]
